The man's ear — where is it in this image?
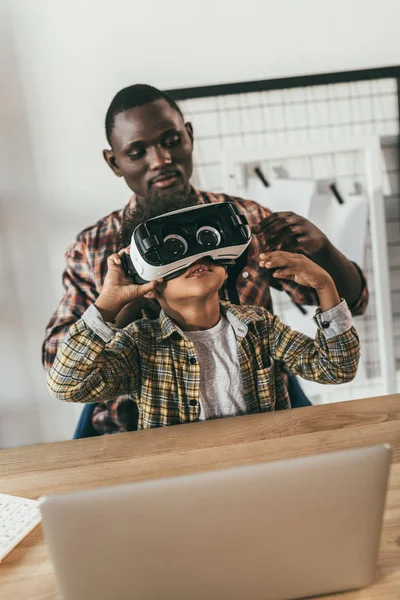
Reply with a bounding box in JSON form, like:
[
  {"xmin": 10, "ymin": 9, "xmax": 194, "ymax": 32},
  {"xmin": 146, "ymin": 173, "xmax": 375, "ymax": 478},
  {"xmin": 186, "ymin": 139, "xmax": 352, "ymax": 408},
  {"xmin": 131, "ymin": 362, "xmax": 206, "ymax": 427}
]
[
  {"xmin": 103, "ymin": 149, "xmax": 123, "ymax": 177},
  {"xmin": 185, "ymin": 122, "xmax": 194, "ymax": 144}
]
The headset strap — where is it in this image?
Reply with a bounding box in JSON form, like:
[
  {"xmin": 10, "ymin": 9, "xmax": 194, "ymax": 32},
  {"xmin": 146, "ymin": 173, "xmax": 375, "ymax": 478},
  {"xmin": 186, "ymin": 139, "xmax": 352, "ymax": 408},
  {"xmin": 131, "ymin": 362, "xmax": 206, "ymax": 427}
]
[{"xmin": 225, "ymin": 247, "xmax": 249, "ymax": 305}]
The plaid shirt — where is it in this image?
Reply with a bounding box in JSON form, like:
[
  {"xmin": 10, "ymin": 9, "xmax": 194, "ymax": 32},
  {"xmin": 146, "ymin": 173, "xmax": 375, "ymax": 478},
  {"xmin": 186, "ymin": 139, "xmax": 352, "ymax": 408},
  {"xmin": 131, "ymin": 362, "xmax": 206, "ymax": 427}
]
[
  {"xmin": 42, "ymin": 188, "xmax": 368, "ymax": 433},
  {"xmin": 47, "ymin": 302, "xmax": 360, "ymax": 429}
]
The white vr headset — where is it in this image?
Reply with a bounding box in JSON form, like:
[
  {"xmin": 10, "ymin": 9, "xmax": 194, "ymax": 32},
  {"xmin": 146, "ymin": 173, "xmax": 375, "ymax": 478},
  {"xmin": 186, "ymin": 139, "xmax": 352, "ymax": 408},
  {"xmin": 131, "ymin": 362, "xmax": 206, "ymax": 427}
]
[{"xmin": 121, "ymin": 202, "xmax": 252, "ymax": 284}]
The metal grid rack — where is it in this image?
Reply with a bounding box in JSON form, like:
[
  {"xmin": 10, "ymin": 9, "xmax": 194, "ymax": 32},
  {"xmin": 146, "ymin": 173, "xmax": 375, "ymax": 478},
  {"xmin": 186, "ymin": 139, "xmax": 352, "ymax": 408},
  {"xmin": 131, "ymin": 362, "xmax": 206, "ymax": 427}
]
[{"xmin": 168, "ymin": 68, "xmax": 400, "ymax": 402}]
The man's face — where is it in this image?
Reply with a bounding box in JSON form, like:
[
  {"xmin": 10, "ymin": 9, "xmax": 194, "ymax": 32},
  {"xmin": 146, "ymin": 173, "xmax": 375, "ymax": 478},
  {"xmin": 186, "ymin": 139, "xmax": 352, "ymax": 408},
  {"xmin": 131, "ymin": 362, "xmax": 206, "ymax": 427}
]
[{"xmin": 104, "ymin": 99, "xmax": 194, "ymax": 205}]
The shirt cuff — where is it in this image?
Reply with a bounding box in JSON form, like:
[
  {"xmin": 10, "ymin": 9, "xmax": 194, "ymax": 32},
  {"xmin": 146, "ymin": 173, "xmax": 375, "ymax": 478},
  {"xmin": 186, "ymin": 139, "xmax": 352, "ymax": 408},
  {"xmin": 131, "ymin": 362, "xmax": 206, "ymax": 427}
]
[
  {"xmin": 81, "ymin": 304, "xmax": 117, "ymax": 343},
  {"xmin": 313, "ymin": 299, "xmax": 353, "ymax": 340}
]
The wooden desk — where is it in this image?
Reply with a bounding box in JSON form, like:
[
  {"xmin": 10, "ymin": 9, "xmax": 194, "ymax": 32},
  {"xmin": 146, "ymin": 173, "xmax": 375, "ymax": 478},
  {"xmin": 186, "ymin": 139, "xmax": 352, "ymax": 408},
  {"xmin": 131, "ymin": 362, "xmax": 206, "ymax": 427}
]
[{"xmin": 1, "ymin": 395, "xmax": 399, "ymax": 600}]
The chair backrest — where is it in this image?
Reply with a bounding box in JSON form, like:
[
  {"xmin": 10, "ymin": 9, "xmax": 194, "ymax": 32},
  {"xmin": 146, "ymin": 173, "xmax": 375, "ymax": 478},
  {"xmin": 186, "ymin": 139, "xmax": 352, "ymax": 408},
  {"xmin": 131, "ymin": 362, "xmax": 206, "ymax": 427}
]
[
  {"xmin": 73, "ymin": 404, "xmax": 100, "ymax": 439},
  {"xmin": 73, "ymin": 401, "xmax": 140, "ymax": 439}
]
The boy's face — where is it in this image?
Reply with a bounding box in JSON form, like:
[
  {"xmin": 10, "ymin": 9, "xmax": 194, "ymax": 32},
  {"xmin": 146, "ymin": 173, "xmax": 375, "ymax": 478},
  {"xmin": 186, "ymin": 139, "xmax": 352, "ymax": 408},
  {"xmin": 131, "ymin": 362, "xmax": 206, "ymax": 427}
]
[{"xmin": 153, "ymin": 259, "xmax": 227, "ymax": 305}]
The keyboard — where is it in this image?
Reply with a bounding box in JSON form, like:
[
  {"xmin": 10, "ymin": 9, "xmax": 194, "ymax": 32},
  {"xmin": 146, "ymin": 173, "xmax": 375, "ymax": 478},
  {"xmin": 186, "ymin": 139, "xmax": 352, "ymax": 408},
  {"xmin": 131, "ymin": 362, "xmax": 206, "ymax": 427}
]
[{"xmin": 0, "ymin": 493, "xmax": 42, "ymax": 561}]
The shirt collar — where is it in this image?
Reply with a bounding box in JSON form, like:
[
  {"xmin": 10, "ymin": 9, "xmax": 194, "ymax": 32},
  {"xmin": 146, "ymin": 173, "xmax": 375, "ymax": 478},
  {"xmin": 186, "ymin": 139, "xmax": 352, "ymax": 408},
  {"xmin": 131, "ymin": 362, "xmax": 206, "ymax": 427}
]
[
  {"xmin": 156, "ymin": 302, "xmax": 265, "ymax": 342},
  {"xmin": 156, "ymin": 310, "xmax": 187, "ymax": 342},
  {"xmin": 222, "ymin": 302, "xmax": 266, "ymax": 336}
]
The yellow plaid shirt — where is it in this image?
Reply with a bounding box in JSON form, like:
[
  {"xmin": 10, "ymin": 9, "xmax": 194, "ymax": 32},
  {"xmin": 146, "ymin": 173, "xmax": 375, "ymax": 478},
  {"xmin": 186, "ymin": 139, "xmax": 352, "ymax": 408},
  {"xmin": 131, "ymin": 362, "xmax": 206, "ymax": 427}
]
[{"xmin": 47, "ymin": 302, "xmax": 360, "ymax": 430}]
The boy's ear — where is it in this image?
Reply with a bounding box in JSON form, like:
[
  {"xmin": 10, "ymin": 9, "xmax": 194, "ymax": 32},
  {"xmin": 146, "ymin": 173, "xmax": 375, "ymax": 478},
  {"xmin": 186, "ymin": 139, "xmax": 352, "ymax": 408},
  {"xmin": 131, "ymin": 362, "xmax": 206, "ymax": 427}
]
[
  {"xmin": 144, "ymin": 290, "xmax": 159, "ymax": 299},
  {"xmin": 144, "ymin": 281, "xmax": 165, "ymax": 300}
]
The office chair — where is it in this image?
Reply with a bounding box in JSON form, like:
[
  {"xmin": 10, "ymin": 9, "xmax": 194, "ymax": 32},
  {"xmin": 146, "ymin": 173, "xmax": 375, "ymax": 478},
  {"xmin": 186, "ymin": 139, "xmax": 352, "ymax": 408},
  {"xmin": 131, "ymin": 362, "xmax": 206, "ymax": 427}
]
[
  {"xmin": 73, "ymin": 403, "xmax": 100, "ymax": 439},
  {"xmin": 73, "ymin": 399, "xmax": 140, "ymax": 439}
]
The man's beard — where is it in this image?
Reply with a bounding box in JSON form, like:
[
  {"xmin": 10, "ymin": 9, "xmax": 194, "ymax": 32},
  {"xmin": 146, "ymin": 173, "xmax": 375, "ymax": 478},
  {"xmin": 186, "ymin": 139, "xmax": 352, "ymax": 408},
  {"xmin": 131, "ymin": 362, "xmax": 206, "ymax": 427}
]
[
  {"xmin": 118, "ymin": 186, "xmax": 197, "ymax": 249},
  {"xmin": 147, "ymin": 183, "xmax": 195, "ymax": 215}
]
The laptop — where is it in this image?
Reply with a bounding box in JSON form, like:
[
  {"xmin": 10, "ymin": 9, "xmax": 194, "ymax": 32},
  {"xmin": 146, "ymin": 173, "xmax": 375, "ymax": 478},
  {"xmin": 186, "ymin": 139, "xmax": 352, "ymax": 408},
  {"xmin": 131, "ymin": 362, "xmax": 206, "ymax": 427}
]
[{"xmin": 39, "ymin": 444, "xmax": 391, "ymax": 600}]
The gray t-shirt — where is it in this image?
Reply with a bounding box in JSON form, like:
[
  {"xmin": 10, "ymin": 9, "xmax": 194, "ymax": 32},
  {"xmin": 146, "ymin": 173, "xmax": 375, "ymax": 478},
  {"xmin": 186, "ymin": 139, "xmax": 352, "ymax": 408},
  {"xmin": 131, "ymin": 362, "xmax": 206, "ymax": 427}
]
[{"xmin": 185, "ymin": 315, "xmax": 246, "ymax": 421}]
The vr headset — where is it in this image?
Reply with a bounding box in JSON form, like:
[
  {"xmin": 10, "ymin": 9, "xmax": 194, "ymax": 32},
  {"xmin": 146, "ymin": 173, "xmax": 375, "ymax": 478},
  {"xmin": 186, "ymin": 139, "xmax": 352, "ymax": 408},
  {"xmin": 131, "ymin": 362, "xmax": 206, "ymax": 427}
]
[{"xmin": 121, "ymin": 202, "xmax": 251, "ymax": 285}]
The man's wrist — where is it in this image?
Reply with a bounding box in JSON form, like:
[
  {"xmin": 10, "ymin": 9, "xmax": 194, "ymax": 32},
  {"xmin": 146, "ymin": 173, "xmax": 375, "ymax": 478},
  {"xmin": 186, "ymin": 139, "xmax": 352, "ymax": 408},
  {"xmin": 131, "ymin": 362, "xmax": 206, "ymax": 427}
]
[{"xmin": 312, "ymin": 236, "xmax": 333, "ymax": 263}]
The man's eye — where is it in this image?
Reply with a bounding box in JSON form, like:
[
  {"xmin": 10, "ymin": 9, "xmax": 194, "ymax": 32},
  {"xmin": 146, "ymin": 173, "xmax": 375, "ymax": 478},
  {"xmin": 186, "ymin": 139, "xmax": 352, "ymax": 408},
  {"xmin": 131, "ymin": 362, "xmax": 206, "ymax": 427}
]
[
  {"xmin": 128, "ymin": 149, "xmax": 145, "ymax": 160},
  {"xmin": 163, "ymin": 134, "xmax": 181, "ymax": 147}
]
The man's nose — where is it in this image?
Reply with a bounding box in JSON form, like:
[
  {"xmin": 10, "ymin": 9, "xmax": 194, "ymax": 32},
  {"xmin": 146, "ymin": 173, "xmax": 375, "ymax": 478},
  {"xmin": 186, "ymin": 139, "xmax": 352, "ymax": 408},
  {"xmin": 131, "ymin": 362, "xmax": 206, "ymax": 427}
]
[{"xmin": 148, "ymin": 146, "xmax": 172, "ymax": 170}]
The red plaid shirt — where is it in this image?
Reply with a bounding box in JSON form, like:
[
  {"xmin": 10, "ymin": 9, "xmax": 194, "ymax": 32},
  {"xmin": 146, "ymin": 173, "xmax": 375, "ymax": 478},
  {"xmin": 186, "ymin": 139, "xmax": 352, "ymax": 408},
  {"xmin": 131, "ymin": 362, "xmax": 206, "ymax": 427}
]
[{"xmin": 42, "ymin": 189, "xmax": 368, "ymax": 434}]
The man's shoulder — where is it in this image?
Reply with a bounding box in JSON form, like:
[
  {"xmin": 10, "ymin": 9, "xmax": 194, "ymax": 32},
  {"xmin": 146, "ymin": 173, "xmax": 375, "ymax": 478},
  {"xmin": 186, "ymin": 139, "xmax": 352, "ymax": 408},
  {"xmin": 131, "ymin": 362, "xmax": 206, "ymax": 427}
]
[
  {"xmin": 77, "ymin": 206, "xmax": 125, "ymax": 241},
  {"xmin": 66, "ymin": 202, "xmax": 130, "ymax": 256}
]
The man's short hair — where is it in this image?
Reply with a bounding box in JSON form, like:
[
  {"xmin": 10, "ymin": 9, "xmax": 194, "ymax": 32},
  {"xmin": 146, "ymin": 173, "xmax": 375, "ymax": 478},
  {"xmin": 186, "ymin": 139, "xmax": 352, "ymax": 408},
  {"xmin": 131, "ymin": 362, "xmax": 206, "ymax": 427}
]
[{"xmin": 105, "ymin": 84, "xmax": 184, "ymax": 146}]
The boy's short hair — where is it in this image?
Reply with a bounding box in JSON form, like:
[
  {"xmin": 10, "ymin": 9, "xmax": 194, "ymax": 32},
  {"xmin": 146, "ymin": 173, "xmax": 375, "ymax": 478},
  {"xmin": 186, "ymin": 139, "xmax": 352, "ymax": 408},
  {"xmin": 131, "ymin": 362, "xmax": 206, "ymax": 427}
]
[{"xmin": 117, "ymin": 196, "xmax": 197, "ymax": 251}]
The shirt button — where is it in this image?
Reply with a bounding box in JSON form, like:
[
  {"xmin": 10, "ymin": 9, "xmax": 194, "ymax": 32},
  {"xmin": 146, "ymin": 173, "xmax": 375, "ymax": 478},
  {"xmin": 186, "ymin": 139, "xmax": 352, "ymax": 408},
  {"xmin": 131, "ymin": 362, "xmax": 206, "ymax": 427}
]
[
  {"xmin": 322, "ymin": 321, "xmax": 330, "ymax": 329},
  {"xmin": 189, "ymin": 400, "xmax": 197, "ymax": 407},
  {"xmin": 189, "ymin": 357, "xmax": 197, "ymax": 365},
  {"xmin": 242, "ymin": 271, "xmax": 249, "ymax": 279}
]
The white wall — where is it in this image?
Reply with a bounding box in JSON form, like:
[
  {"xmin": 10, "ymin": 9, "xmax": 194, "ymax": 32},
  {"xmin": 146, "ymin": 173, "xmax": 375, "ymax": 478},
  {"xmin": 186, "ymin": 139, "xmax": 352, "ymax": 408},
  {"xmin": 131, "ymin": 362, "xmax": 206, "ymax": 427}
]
[{"xmin": 1, "ymin": 0, "xmax": 399, "ymax": 447}]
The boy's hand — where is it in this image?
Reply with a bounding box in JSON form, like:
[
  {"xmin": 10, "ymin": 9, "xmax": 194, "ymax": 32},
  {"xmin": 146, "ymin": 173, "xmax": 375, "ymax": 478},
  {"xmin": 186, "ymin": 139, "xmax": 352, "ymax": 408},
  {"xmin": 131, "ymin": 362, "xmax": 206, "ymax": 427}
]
[
  {"xmin": 259, "ymin": 251, "xmax": 332, "ymax": 290},
  {"xmin": 95, "ymin": 249, "xmax": 163, "ymax": 323},
  {"xmin": 259, "ymin": 251, "xmax": 341, "ymax": 311}
]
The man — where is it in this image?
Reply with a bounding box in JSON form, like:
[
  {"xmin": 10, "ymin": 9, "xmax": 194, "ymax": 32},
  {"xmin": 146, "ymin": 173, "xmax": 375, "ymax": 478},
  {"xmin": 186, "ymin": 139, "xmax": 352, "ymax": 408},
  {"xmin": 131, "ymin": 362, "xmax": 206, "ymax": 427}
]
[{"xmin": 42, "ymin": 84, "xmax": 368, "ymax": 435}]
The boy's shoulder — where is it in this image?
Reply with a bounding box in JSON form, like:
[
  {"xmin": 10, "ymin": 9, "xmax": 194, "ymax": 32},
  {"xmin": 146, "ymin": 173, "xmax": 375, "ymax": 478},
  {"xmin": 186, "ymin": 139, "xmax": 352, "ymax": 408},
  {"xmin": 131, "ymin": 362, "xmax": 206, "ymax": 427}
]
[
  {"xmin": 124, "ymin": 315, "xmax": 162, "ymax": 336},
  {"xmin": 123, "ymin": 311, "xmax": 180, "ymax": 343}
]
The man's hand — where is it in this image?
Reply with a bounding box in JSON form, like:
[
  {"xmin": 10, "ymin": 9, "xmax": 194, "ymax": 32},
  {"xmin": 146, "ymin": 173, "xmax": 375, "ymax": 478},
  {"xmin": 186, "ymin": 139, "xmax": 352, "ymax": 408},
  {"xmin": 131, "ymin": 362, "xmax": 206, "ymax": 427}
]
[
  {"xmin": 259, "ymin": 251, "xmax": 340, "ymax": 311},
  {"xmin": 252, "ymin": 212, "xmax": 328, "ymax": 255},
  {"xmin": 95, "ymin": 249, "xmax": 162, "ymax": 323}
]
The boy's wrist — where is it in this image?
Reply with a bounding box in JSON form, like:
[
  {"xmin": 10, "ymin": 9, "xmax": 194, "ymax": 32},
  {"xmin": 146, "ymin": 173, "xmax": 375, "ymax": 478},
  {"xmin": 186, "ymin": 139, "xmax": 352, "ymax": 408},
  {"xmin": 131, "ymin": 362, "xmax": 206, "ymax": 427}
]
[
  {"xmin": 314, "ymin": 273, "xmax": 335, "ymax": 293},
  {"xmin": 95, "ymin": 294, "xmax": 126, "ymax": 323},
  {"xmin": 316, "ymin": 277, "xmax": 341, "ymax": 312}
]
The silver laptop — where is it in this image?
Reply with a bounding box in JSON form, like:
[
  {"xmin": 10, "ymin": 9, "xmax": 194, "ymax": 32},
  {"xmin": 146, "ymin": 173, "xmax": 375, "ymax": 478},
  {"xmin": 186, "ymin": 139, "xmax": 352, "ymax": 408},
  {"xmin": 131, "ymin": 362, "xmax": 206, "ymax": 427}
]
[{"xmin": 39, "ymin": 444, "xmax": 391, "ymax": 600}]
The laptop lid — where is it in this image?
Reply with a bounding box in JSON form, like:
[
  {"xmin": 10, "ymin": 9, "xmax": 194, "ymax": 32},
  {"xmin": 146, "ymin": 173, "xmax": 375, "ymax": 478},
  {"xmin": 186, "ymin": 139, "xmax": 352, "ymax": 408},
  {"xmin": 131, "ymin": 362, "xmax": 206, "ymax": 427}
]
[{"xmin": 39, "ymin": 444, "xmax": 391, "ymax": 600}]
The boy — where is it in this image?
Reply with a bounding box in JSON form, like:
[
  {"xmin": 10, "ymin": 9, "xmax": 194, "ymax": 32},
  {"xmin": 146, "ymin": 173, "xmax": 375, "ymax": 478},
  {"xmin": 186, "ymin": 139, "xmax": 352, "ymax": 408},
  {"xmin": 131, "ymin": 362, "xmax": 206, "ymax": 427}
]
[{"xmin": 47, "ymin": 224, "xmax": 360, "ymax": 429}]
